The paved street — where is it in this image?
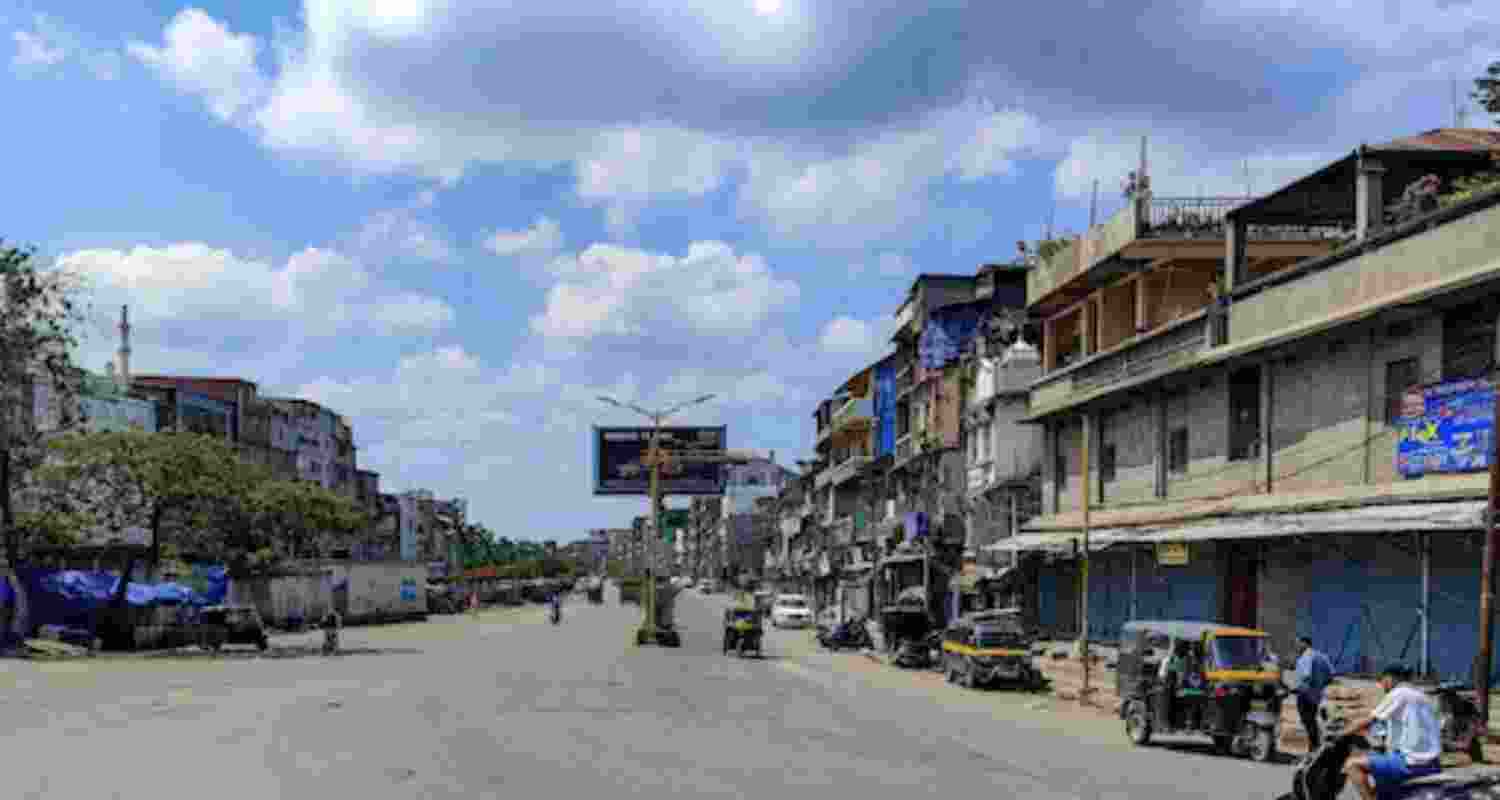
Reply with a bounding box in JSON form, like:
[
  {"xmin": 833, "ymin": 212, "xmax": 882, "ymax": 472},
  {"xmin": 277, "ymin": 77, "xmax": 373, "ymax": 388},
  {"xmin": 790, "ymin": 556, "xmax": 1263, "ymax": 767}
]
[{"xmin": 2, "ymin": 589, "xmax": 1292, "ymax": 799}]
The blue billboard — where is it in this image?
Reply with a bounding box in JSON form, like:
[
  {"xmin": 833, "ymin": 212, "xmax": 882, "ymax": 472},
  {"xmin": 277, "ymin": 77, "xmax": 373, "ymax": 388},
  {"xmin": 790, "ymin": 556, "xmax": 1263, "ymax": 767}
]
[{"xmin": 1396, "ymin": 378, "xmax": 1495, "ymax": 478}]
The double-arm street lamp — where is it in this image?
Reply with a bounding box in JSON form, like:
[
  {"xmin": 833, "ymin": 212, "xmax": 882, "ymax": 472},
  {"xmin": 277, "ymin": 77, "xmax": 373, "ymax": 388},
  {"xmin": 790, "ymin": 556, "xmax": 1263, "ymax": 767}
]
[{"xmin": 598, "ymin": 393, "xmax": 716, "ymax": 644}]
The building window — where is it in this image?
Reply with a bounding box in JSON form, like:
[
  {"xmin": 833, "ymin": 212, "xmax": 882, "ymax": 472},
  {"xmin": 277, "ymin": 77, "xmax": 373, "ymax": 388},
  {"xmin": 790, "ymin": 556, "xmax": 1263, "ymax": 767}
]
[
  {"xmin": 1100, "ymin": 443, "xmax": 1117, "ymax": 483},
  {"xmin": 1168, "ymin": 427, "xmax": 1189, "ymax": 474},
  {"xmin": 1054, "ymin": 429, "xmax": 1068, "ymax": 491},
  {"xmin": 1443, "ymin": 299, "xmax": 1499, "ymax": 380},
  {"xmin": 1385, "ymin": 357, "xmax": 1422, "ymax": 424},
  {"xmin": 1228, "ymin": 366, "xmax": 1261, "ymax": 461}
]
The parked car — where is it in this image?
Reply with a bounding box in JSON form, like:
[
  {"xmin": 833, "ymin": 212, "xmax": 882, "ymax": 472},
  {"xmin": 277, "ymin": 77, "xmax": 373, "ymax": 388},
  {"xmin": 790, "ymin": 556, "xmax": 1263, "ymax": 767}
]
[{"xmin": 770, "ymin": 594, "xmax": 812, "ymax": 628}]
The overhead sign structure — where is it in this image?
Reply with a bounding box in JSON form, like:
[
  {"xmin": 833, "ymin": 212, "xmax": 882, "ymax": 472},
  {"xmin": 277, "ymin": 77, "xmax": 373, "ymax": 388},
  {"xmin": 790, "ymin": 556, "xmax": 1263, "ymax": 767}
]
[{"xmin": 592, "ymin": 426, "xmax": 728, "ymax": 496}]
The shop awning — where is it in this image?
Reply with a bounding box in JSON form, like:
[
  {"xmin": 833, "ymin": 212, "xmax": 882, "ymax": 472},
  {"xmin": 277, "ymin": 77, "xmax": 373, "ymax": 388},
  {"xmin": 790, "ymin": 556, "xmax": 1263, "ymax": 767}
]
[
  {"xmin": 1008, "ymin": 500, "xmax": 1486, "ymax": 550},
  {"xmin": 1141, "ymin": 501, "xmax": 1486, "ymax": 543},
  {"xmin": 880, "ymin": 552, "xmax": 926, "ymax": 567}
]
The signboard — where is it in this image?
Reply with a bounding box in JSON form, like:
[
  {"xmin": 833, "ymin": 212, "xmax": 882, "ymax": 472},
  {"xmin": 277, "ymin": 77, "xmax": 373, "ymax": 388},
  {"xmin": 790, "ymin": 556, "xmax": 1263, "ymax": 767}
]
[
  {"xmin": 660, "ymin": 509, "xmax": 690, "ymax": 543},
  {"xmin": 1155, "ymin": 542, "xmax": 1190, "ymax": 567},
  {"xmin": 591, "ymin": 426, "xmax": 727, "ymax": 496},
  {"xmin": 1396, "ymin": 378, "xmax": 1494, "ymax": 478},
  {"xmin": 400, "ymin": 578, "xmax": 419, "ymax": 601}
]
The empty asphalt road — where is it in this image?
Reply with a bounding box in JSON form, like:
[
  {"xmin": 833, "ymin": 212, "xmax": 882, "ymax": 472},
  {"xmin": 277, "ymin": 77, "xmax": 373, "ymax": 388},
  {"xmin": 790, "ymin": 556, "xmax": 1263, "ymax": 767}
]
[{"xmin": 0, "ymin": 588, "xmax": 1294, "ymax": 799}]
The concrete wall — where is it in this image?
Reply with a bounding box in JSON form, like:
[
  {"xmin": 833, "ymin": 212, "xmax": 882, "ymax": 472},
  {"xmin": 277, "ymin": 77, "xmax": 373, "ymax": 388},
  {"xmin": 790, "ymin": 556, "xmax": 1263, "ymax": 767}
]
[
  {"xmin": 1230, "ymin": 197, "xmax": 1500, "ymax": 346},
  {"xmin": 1269, "ymin": 331, "xmax": 1374, "ymax": 492},
  {"xmin": 228, "ymin": 561, "xmax": 427, "ymax": 626},
  {"xmin": 1099, "ymin": 399, "xmax": 1156, "ymax": 506},
  {"xmin": 1164, "ymin": 372, "xmax": 1250, "ymax": 500},
  {"xmin": 989, "ymin": 397, "xmax": 1043, "ymax": 482}
]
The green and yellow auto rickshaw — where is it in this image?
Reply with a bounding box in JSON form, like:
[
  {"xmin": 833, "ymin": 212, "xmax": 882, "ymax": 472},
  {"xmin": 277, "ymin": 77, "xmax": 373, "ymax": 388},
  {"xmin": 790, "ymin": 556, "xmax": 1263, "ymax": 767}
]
[
  {"xmin": 722, "ymin": 606, "xmax": 764, "ymax": 658},
  {"xmin": 1116, "ymin": 620, "xmax": 1288, "ymax": 761}
]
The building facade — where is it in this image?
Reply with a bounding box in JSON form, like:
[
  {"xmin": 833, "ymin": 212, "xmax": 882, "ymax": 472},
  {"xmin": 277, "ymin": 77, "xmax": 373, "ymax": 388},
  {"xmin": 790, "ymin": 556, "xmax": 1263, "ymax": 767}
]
[{"xmin": 1013, "ymin": 128, "xmax": 1500, "ymax": 681}]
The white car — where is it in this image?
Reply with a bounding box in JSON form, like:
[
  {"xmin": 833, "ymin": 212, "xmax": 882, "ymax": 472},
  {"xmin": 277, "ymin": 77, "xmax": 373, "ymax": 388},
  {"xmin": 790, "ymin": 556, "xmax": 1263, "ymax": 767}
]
[{"xmin": 770, "ymin": 594, "xmax": 813, "ymax": 628}]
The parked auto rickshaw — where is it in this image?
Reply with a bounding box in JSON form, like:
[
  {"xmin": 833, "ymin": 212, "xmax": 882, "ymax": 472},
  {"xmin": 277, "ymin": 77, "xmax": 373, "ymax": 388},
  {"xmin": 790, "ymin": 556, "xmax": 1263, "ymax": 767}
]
[
  {"xmin": 1116, "ymin": 620, "xmax": 1287, "ymax": 762},
  {"xmin": 198, "ymin": 605, "xmax": 270, "ymax": 652},
  {"xmin": 941, "ymin": 608, "xmax": 1041, "ymax": 689},
  {"xmin": 722, "ymin": 606, "xmax": 764, "ymax": 657},
  {"xmin": 753, "ymin": 590, "xmax": 775, "ymax": 620},
  {"xmin": 879, "ymin": 602, "xmax": 932, "ymax": 655}
]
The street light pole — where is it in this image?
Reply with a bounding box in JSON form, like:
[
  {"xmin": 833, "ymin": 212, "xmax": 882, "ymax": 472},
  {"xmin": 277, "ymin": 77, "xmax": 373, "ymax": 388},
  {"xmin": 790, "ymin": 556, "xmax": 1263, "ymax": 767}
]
[{"xmin": 599, "ymin": 394, "xmax": 716, "ymax": 645}]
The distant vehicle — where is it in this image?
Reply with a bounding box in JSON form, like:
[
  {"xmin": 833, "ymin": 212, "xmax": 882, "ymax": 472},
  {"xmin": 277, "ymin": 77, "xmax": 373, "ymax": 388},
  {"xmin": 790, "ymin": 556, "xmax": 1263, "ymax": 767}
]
[
  {"xmin": 770, "ymin": 594, "xmax": 812, "ymax": 628},
  {"xmin": 699, "ymin": 579, "xmax": 718, "ymax": 594},
  {"xmin": 616, "ymin": 462, "xmax": 643, "ymax": 479}
]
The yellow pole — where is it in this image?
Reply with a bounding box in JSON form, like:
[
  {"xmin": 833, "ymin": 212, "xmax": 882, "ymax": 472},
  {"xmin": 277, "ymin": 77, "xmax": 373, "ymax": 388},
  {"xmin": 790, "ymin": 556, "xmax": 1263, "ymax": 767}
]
[
  {"xmin": 645, "ymin": 430, "xmax": 660, "ymax": 641},
  {"xmin": 1080, "ymin": 413, "xmax": 1093, "ymax": 705}
]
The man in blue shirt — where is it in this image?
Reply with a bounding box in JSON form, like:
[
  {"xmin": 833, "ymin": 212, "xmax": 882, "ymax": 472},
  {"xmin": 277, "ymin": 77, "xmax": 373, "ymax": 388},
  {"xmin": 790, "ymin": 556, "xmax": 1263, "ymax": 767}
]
[{"xmin": 1295, "ymin": 636, "xmax": 1335, "ymax": 748}]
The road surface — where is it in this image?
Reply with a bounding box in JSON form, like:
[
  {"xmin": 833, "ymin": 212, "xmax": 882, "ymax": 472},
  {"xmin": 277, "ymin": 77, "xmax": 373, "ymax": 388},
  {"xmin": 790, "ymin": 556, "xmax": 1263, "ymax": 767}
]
[{"xmin": 0, "ymin": 587, "xmax": 1294, "ymax": 799}]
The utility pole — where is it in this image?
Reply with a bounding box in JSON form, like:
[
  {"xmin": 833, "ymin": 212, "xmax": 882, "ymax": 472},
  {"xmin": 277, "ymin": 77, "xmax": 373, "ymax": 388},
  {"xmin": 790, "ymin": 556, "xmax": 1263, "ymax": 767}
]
[
  {"xmin": 1080, "ymin": 412, "xmax": 1094, "ymax": 705},
  {"xmin": 1480, "ymin": 379, "xmax": 1500, "ymax": 727}
]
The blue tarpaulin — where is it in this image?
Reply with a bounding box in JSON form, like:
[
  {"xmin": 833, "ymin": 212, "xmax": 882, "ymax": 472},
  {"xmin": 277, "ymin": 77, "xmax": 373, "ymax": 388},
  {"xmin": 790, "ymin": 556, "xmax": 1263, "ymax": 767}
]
[
  {"xmin": 919, "ymin": 304, "xmax": 982, "ymax": 369},
  {"xmin": 16, "ymin": 566, "xmax": 228, "ymax": 634},
  {"xmin": 1396, "ymin": 378, "xmax": 1494, "ymax": 478},
  {"xmin": 1, "ymin": 575, "xmax": 13, "ymax": 607}
]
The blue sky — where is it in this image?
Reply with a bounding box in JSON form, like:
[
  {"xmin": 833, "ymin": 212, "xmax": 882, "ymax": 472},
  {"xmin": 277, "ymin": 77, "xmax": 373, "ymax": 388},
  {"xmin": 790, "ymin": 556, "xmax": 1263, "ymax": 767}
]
[{"xmin": 6, "ymin": 0, "xmax": 1498, "ymax": 541}]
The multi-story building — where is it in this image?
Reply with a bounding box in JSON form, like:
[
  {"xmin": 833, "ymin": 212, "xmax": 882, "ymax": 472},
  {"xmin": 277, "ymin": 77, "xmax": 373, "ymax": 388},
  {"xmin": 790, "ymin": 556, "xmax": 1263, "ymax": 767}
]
[
  {"xmin": 1013, "ymin": 128, "xmax": 1500, "ymax": 680},
  {"xmin": 689, "ymin": 496, "xmax": 723, "ymax": 579},
  {"xmin": 718, "ymin": 458, "xmax": 795, "ymax": 583},
  {"xmin": 261, "ymin": 397, "xmax": 357, "ymax": 496}
]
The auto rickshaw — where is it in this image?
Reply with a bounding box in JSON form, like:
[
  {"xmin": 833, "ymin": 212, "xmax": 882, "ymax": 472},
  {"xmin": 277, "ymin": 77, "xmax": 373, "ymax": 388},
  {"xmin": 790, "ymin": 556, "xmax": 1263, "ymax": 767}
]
[
  {"xmin": 1116, "ymin": 620, "xmax": 1287, "ymax": 762},
  {"xmin": 940, "ymin": 608, "xmax": 1041, "ymax": 689},
  {"xmin": 722, "ymin": 606, "xmax": 764, "ymax": 658},
  {"xmin": 197, "ymin": 605, "xmax": 270, "ymax": 652}
]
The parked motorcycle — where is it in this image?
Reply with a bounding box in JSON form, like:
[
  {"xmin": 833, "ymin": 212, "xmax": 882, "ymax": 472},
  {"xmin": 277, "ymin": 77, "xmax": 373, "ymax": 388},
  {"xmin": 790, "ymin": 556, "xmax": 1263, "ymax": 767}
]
[
  {"xmin": 320, "ymin": 611, "xmax": 340, "ymax": 656},
  {"xmin": 894, "ymin": 631, "xmax": 943, "ymax": 669},
  {"xmin": 1430, "ymin": 683, "xmax": 1484, "ymax": 760},
  {"xmin": 550, "ymin": 602, "xmax": 562, "ymax": 625},
  {"xmin": 817, "ymin": 616, "xmax": 872, "ymax": 651}
]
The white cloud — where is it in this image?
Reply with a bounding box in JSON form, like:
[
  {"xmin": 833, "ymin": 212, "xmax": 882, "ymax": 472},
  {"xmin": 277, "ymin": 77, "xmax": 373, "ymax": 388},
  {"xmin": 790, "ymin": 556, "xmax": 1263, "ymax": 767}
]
[
  {"xmin": 56, "ymin": 242, "xmax": 454, "ymax": 370},
  {"xmin": 819, "ymin": 316, "xmax": 883, "ymax": 356},
  {"xmin": 483, "ymin": 217, "xmax": 564, "ymax": 260},
  {"xmin": 370, "ymin": 293, "xmax": 456, "ymax": 332},
  {"xmin": 356, "ymin": 207, "xmax": 453, "ymax": 262},
  {"xmin": 1052, "ymin": 130, "xmax": 1338, "ymax": 205},
  {"xmin": 12, "ymin": 29, "xmax": 63, "ymax": 69},
  {"xmin": 10, "ymin": 14, "xmax": 119, "ymax": 79},
  {"xmin": 531, "ymin": 240, "xmax": 799, "ymax": 341},
  {"xmin": 575, "ymin": 126, "xmax": 739, "ymax": 234},
  {"xmin": 128, "ymin": 8, "xmax": 267, "ymax": 122},
  {"xmin": 741, "ymin": 100, "xmax": 1051, "ymax": 246}
]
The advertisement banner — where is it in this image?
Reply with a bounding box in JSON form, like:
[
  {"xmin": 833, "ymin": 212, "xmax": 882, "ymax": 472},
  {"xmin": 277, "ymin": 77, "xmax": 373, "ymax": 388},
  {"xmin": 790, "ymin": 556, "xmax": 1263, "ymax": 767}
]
[
  {"xmin": 592, "ymin": 426, "xmax": 727, "ymax": 496},
  {"xmin": 1396, "ymin": 378, "xmax": 1495, "ymax": 478}
]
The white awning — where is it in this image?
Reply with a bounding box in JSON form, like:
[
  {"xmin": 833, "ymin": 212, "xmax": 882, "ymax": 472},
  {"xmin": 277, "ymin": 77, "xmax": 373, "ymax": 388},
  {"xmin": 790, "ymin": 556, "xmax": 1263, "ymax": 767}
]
[{"xmin": 988, "ymin": 532, "xmax": 1131, "ymax": 552}]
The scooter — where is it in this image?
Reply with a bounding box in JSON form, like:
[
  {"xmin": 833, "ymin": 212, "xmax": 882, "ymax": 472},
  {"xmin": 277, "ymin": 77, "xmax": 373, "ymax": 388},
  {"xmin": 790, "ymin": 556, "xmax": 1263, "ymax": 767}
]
[
  {"xmin": 894, "ymin": 631, "xmax": 943, "ymax": 669},
  {"xmin": 817, "ymin": 616, "xmax": 872, "ymax": 651}
]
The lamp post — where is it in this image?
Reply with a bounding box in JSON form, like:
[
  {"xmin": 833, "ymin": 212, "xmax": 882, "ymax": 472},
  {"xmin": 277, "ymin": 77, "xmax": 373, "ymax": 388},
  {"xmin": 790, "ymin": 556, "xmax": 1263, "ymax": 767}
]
[{"xmin": 598, "ymin": 393, "xmax": 716, "ymax": 644}]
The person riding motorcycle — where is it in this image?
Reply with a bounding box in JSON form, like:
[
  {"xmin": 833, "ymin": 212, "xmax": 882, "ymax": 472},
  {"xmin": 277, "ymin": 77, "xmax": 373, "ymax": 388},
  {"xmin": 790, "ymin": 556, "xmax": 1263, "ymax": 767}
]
[
  {"xmin": 550, "ymin": 590, "xmax": 562, "ymax": 624},
  {"xmin": 1343, "ymin": 664, "xmax": 1442, "ymax": 800}
]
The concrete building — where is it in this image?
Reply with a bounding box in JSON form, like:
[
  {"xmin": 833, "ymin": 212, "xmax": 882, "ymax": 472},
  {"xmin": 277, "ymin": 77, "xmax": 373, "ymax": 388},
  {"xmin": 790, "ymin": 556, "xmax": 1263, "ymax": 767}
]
[
  {"xmin": 1011, "ymin": 128, "xmax": 1500, "ymax": 680},
  {"xmin": 719, "ymin": 459, "xmax": 795, "ymax": 583}
]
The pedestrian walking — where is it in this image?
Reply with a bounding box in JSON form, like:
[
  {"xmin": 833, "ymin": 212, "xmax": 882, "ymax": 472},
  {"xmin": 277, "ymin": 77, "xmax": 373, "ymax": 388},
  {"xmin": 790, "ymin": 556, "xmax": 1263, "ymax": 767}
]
[{"xmin": 1294, "ymin": 635, "xmax": 1335, "ymax": 749}]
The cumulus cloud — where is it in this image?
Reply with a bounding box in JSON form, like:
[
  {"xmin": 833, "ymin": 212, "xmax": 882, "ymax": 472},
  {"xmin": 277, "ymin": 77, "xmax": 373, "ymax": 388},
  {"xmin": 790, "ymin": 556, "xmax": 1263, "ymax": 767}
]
[
  {"xmin": 531, "ymin": 240, "xmax": 799, "ymax": 341},
  {"xmin": 56, "ymin": 242, "xmax": 455, "ymax": 376},
  {"xmin": 355, "ymin": 207, "xmax": 453, "ymax": 262},
  {"xmin": 11, "ymin": 14, "xmax": 120, "ymax": 79},
  {"xmin": 484, "ymin": 217, "xmax": 564, "ymax": 260},
  {"xmin": 128, "ymin": 8, "xmax": 267, "ymax": 121}
]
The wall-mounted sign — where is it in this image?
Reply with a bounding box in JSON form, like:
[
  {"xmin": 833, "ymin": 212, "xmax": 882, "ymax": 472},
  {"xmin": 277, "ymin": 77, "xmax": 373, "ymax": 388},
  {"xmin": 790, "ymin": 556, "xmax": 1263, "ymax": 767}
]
[
  {"xmin": 1155, "ymin": 541, "xmax": 1190, "ymax": 567},
  {"xmin": 591, "ymin": 426, "xmax": 727, "ymax": 496},
  {"xmin": 1397, "ymin": 378, "xmax": 1494, "ymax": 478}
]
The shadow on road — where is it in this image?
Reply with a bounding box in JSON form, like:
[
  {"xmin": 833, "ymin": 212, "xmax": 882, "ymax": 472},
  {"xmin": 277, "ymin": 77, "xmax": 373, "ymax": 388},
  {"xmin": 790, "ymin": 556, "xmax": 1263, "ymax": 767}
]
[
  {"xmin": 1145, "ymin": 738, "xmax": 1298, "ymax": 765},
  {"xmin": 131, "ymin": 644, "xmax": 426, "ymax": 661}
]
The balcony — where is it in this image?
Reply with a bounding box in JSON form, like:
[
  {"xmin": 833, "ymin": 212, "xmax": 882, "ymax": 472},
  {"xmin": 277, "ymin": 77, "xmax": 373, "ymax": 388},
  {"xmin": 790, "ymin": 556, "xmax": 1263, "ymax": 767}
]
[
  {"xmin": 895, "ymin": 364, "xmax": 913, "ymax": 395},
  {"xmin": 829, "ymin": 515, "xmax": 855, "ymax": 546},
  {"xmin": 1029, "ymin": 193, "xmax": 1344, "ymax": 314},
  {"xmin": 1030, "ymin": 312, "xmax": 1209, "ymax": 419},
  {"xmin": 831, "ymin": 395, "xmax": 873, "ymax": 432},
  {"xmin": 826, "ymin": 454, "xmax": 872, "ymax": 488}
]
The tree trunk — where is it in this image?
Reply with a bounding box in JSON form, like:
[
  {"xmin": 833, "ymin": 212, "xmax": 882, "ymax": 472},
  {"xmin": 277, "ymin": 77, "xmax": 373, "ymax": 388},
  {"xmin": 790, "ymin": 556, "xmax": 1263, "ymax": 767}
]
[{"xmin": 146, "ymin": 504, "xmax": 164, "ymax": 582}]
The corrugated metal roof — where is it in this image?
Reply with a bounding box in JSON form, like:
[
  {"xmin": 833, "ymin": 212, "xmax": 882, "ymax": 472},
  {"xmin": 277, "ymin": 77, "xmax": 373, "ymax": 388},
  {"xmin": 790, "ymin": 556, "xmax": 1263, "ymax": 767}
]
[{"xmin": 1373, "ymin": 128, "xmax": 1500, "ymax": 154}]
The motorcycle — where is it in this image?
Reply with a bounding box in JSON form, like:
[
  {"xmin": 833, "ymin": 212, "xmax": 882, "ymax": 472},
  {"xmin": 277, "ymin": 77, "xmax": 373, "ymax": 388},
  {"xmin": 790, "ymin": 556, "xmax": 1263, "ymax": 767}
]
[
  {"xmin": 817, "ymin": 616, "xmax": 872, "ymax": 651},
  {"xmin": 320, "ymin": 613, "xmax": 340, "ymax": 656},
  {"xmin": 550, "ymin": 602, "xmax": 562, "ymax": 625},
  {"xmin": 894, "ymin": 631, "xmax": 943, "ymax": 669},
  {"xmin": 1430, "ymin": 683, "xmax": 1484, "ymax": 760}
]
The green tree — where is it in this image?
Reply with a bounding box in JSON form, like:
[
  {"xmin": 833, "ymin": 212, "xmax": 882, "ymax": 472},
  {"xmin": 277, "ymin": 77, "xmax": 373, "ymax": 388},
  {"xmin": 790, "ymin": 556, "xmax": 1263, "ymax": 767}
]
[
  {"xmin": 39, "ymin": 430, "xmax": 245, "ymax": 600},
  {"xmin": 247, "ymin": 478, "xmax": 368, "ymax": 560},
  {"xmin": 1474, "ymin": 62, "xmax": 1500, "ymax": 124},
  {"xmin": 0, "ymin": 243, "xmax": 86, "ymax": 566}
]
